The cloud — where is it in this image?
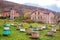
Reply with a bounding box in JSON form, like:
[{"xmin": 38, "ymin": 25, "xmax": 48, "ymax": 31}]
[
  {"xmin": 56, "ymin": 0, "xmax": 60, "ymax": 7},
  {"xmin": 37, "ymin": 0, "xmax": 56, "ymax": 6},
  {"xmin": 6, "ymin": 0, "xmax": 60, "ymax": 7}
]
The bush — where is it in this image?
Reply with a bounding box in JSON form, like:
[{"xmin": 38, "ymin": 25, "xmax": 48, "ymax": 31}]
[
  {"xmin": 36, "ymin": 21, "xmax": 44, "ymax": 24},
  {"xmin": 23, "ymin": 19, "xmax": 35, "ymax": 23},
  {"xmin": 48, "ymin": 24, "xmax": 52, "ymax": 27},
  {"xmin": 0, "ymin": 16, "xmax": 6, "ymax": 19},
  {"xmin": 15, "ymin": 15, "xmax": 24, "ymax": 22}
]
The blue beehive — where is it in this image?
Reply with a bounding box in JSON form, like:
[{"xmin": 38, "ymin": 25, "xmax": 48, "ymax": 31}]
[
  {"xmin": 3, "ymin": 30, "xmax": 10, "ymax": 35},
  {"xmin": 3, "ymin": 23, "xmax": 10, "ymax": 35},
  {"xmin": 33, "ymin": 27, "xmax": 39, "ymax": 31}
]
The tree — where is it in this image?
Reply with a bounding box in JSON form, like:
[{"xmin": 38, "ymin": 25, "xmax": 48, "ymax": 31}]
[
  {"xmin": 24, "ymin": 12, "xmax": 31, "ymax": 20},
  {"xmin": 51, "ymin": 15, "xmax": 58, "ymax": 24}
]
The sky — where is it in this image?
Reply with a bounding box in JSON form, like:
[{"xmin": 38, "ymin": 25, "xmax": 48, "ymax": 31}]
[
  {"xmin": 56, "ymin": 0, "xmax": 60, "ymax": 7},
  {"xmin": 5, "ymin": 0, "xmax": 60, "ymax": 12},
  {"xmin": 5, "ymin": 0, "xmax": 60, "ymax": 7}
]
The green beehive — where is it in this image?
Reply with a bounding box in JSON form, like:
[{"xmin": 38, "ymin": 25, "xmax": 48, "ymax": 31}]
[{"xmin": 4, "ymin": 23, "xmax": 10, "ymax": 27}]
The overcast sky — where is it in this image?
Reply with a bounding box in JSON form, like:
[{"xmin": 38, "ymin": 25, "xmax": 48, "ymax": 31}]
[{"xmin": 5, "ymin": 0, "xmax": 60, "ymax": 7}]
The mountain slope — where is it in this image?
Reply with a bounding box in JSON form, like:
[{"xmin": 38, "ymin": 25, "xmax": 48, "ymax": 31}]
[
  {"xmin": 0, "ymin": 0, "xmax": 59, "ymax": 15},
  {"xmin": 24, "ymin": 3, "xmax": 60, "ymax": 12}
]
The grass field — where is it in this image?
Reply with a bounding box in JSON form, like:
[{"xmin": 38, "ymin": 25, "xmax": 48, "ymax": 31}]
[{"xmin": 0, "ymin": 20, "xmax": 60, "ymax": 40}]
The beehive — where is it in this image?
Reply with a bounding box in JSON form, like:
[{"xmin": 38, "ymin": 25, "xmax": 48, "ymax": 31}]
[
  {"xmin": 3, "ymin": 23, "xmax": 10, "ymax": 36},
  {"xmin": 27, "ymin": 28, "xmax": 33, "ymax": 34},
  {"xmin": 31, "ymin": 31, "xmax": 39, "ymax": 38},
  {"xmin": 46, "ymin": 31, "xmax": 54, "ymax": 36},
  {"xmin": 20, "ymin": 27, "xmax": 25, "ymax": 32}
]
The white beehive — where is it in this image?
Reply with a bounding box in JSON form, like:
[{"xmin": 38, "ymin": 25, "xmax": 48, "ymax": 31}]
[
  {"xmin": 52, "ymin": 28, "xmax": 56, "ymax": 32},
  {"xmin": 20, "ymin": 28, "xmax": 25, "ymax": 32},
  {"xmin": 4, "ymin": 27, "xmax": 10, "ymax": 30},
  {"xmin": 42, "ymin": 26, "xmax": 47, "ymax": 29}
]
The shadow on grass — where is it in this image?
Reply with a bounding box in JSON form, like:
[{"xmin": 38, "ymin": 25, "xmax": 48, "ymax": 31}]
[
  {"xmin": 0, "ymin": 34, "xmax": 11, "ymax": 38},
  {"xmin": 30, "ymin": 37, "xmax": 40, "ymax": 40},
  {"xmin": 26, "ymin": 33, "xmax": 31, "ymax": 35},
  {"xmin": 0, "ymin": 35, "xmax": 1, "ymax": 37}
]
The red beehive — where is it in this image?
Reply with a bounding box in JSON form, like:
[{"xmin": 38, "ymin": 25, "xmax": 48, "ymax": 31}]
[
  {"xmin": 17, "ymin": 26, "xmax": 20, "ymax": 30},
  {"xmin": 27, "ymin": 28, "xmax": 33, "ymax": 34},
  {"xmin": 56, "ymin": 26, "xmax": 60, "ymax": 31},
  {"xmin": 46, "ymin": 31, "xmax": 54, "ymax": 36},
  {"xmin": 31, "ymin": 31, "xmax": 39, "ymax": 38},
  {"xmin": 38, "ymin": 27, "xmax": 43, "ymax": 31}
]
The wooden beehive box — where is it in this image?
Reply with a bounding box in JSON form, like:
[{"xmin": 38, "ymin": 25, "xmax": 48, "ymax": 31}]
[{"xmin": 31, "ymin": 31, "xmax": 39, "ymax": 38}]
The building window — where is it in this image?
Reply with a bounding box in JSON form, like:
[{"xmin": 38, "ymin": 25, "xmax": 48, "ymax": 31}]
[
  {"xmin": 32, "ymin": 17, "xmax": 35, "ymax": 20},
  {"xmin": 39, "ymin": 16, "xmax": 42, "ymax": 19},
  {"xmin": 41, "ymin": 16, "xmax": 42, "ymax": 19},
  {"xmin": 44, "ymin": 13, "xmax": 49, "ymax": 15},
  {"xmin": 38, "ymin": 12, "xmax": 40, "ymax": 15},
  {"xmin": 33, "ymin": 17, "xmax": 34, "ymax": 20},
  {"xmin": 38, "ymin": 17, "xmax": 39, "ymax": 19},
  {"xmin": 35, "ymin": 12, "xmax": 36, "ymax": 15}
]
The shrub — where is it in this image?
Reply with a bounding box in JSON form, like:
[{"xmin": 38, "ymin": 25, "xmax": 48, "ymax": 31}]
[
  {"xmin": 36, "ymin": 21, "xmax": 44, "ymax": 24},
  {"xmin": 15, "ymin": 15, "xmax": 24, "ymax": 22},
  {"xmin": 48, "ymin": 24, "xmax": 52, "ymax": 27},
  {"xmin": 25, "ymin": 19, "xmax": 35, "ymax": 23},
  {"xmin": 0, "ymin": 16, "xmax": 6, "ymax": 19}
]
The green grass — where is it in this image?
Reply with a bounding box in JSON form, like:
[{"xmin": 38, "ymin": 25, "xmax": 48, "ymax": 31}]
[{"xmin": 0, "ymin": 20, "xmax": 60, "ymax": 40}]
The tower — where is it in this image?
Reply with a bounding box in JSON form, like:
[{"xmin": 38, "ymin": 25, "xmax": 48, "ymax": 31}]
[{"xmin": 10, "ymin": 8, "xmax": 14, "ymax": 19}]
